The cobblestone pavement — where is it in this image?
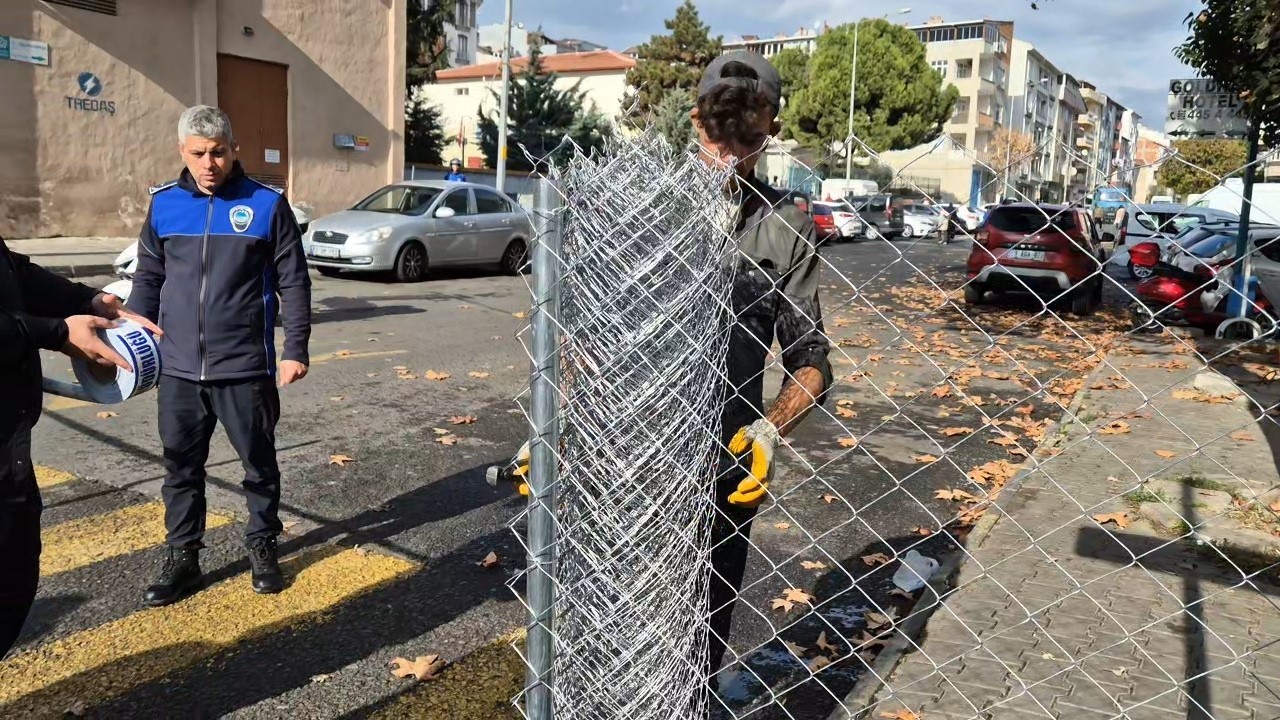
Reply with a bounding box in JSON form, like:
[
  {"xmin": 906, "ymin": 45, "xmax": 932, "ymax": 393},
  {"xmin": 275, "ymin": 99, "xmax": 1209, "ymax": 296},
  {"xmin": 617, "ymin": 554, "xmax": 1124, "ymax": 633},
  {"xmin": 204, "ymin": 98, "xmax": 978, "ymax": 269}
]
[{"xmin": 869, "ymin": 331, "xmax": 1280, "ymax": 720}]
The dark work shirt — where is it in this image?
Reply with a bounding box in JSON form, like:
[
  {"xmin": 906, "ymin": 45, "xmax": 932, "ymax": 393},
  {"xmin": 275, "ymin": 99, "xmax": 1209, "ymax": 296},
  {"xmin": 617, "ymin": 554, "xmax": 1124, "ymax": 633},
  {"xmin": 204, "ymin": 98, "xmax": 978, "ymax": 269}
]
[{"xmin": 722, "ymin": 178, "xmax": 833, "ymax": 433}]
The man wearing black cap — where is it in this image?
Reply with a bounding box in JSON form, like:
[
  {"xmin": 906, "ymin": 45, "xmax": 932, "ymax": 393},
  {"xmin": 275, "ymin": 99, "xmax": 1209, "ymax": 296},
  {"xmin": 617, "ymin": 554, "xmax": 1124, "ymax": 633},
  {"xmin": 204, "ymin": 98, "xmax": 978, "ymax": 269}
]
[{"xmin": 693, "ymin": 51, "xmax": 833, "ymax": 691}]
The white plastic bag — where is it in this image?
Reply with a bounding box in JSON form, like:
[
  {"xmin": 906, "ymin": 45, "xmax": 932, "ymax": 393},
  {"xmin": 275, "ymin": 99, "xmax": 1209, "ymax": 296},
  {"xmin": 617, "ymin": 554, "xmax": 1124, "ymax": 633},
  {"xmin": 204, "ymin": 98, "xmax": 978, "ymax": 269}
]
[{"xmin": 891, "ymin": 549, "xmax": 939, "ymax": 593}]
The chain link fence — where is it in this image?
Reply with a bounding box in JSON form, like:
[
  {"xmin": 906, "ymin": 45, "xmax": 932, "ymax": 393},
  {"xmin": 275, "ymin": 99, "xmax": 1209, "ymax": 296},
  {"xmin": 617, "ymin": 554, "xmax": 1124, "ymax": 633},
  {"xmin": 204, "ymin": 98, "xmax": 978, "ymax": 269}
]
[{"xmin": 501, "ymin": 121, "xmax": 1280, "ymax": 720}]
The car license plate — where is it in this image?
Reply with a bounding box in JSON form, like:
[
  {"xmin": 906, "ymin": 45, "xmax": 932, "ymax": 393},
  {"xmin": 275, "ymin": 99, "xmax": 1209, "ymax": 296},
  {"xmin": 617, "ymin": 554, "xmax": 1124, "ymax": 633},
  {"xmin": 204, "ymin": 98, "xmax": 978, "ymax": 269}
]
[
  {"xmin": 309, "ymin": 245, "xmax": 340, "ymax": 259},
  {"xmin": 1010, "ymin": 248, "xmax": 1045, "ymax": 262}
]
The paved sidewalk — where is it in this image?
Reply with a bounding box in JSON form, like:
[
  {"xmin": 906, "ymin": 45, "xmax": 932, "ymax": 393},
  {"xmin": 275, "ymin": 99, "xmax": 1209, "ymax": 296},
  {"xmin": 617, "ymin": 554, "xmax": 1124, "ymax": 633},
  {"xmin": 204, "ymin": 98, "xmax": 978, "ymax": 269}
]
[
  {"xmin": 867, "ymin": 333, "xmax": 1280, "ymax": 720},
  {"xmin": 4, "ymin": 236, "xmax": 133, "ymax": 278}
]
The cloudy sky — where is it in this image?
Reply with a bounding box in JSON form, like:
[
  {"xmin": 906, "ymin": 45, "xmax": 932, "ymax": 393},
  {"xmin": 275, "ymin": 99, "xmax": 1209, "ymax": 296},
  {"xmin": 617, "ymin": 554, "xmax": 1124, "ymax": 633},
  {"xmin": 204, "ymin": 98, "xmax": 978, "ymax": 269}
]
[{"xmin": 475, "ymin": 0, "xmax": 1200, "ymax": 128}]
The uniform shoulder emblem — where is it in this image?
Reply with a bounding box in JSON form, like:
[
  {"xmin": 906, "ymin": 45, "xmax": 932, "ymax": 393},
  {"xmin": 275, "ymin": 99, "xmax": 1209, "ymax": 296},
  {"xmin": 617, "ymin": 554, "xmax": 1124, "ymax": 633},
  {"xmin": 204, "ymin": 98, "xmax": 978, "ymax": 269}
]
[{"xmin": 148, "ymin": 181, "xmax": 177, "ymax": 195}]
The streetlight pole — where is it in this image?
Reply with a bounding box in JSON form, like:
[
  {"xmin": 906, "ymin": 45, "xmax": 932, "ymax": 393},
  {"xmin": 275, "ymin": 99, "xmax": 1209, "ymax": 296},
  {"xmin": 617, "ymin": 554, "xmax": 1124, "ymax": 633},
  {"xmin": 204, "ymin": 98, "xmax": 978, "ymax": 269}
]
[
  {"xmin": 495, "ymin": 0, "xmax": 514, "ymax": 193},
  {"xmin": 844, "ymin": 8, "xmax": 911, "ymax": 185}
]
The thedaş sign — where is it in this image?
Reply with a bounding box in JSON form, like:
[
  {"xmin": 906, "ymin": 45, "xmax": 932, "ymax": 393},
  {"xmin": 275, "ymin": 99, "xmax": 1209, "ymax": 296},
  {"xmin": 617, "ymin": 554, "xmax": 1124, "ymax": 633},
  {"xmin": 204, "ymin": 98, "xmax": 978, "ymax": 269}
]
[
  {"xmin": 65, "ymin": 72, "xmax": 116, "ymax": 116},
  {"xmin": 1165, "ymin": 78, "xmax": 1246, "ymax": 138}
]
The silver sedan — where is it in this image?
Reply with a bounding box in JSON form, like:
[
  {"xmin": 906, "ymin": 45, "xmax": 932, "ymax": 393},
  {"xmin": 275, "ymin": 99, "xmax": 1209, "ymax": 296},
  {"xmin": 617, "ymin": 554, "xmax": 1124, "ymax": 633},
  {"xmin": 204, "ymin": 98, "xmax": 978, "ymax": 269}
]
[{"xmin": 303, "ymin": 180, "xmax": 533, "ymax": 282}]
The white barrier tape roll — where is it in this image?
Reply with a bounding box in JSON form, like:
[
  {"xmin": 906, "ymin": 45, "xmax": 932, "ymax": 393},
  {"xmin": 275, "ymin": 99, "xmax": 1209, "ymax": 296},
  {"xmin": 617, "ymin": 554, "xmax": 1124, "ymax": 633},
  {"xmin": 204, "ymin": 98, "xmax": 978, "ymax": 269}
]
[{"xmin": 68, "ymin": 320, "xmax": 162, "ymax": 404}]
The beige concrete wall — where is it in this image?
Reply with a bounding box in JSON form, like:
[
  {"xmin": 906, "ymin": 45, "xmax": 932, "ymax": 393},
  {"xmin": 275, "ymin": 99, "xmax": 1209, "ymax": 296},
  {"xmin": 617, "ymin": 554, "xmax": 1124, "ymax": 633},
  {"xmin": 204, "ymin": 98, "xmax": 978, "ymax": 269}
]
[
  {"xmin": 880, "ymin": 142, "xmax": 978, "ymax": 204},
  {"xmin": 0, "ymin": 1, "xmax": 198, "ymax": 238},
  {"xmin": 218, "ymin": 0, "xmax": 404, "ymax": 215},
  {"xmin": 0, "ymin": 0, "xmax": 403, "ymax": 238}
]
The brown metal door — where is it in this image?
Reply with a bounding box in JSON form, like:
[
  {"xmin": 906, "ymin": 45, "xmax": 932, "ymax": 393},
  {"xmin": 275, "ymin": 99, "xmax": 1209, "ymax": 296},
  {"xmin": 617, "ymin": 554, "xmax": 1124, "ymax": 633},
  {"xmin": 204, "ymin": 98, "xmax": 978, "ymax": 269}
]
[{"xmin": 216, "ymin": 54, "xmax": 289, "ymax": 190}]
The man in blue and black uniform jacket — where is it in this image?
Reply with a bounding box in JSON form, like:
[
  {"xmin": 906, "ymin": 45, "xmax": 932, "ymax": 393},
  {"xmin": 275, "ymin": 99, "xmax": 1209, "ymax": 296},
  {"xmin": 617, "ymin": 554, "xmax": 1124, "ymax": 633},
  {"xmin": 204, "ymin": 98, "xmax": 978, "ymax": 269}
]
[{"xmin": 128, "ymin": 105, "xmax": 311, "ymax": 606}]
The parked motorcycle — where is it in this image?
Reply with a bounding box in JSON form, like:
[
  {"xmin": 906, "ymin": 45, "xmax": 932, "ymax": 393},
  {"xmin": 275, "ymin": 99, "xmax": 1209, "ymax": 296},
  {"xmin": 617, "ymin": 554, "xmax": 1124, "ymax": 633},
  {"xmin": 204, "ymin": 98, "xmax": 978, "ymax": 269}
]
[{"xmin": 1128, "ymin": 239, "xmax": 1276, "ymax": 337}]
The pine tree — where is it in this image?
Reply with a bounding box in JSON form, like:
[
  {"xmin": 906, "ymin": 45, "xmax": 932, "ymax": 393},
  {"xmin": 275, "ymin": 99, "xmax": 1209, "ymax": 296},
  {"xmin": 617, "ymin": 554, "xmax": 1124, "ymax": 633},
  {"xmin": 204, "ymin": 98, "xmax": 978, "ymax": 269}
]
[
  {"xmin": 405, "ymin": 94, "xmax": 447, "ymax": 165},
  {"xmin": 624, "ymin": 0, "xmax": 722, "ymax": 120},
  {"xmin": 476, "ymin": 44, "xmax": 613, "ymax": 171},
  {"xmin": 405, "ymin": 1, "xmax": 453, "ymax": 166},
  {"xmin": 653, "ymin": 88, "xmax": 695, "ymax": 151}
]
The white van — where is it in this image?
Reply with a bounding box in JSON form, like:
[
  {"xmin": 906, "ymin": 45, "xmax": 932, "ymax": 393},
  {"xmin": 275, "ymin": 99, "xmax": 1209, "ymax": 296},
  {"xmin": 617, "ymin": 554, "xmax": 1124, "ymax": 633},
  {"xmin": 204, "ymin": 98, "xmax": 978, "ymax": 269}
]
[
  {"xmin": 1189, "ymin": 179, "xmax": 1280, "ymax": 225},
  {"xmin": 820, "ymin": 178, "xmax": 878, "ymax": 200}
]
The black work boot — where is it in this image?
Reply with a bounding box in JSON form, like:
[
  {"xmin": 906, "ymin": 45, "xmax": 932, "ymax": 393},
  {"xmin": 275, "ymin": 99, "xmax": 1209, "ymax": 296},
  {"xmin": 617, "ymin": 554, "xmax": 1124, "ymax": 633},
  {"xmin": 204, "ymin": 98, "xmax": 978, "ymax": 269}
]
[
  {"xmin": 248, "ymin": 536, "xmax": 285, "ymax": 594},
  {"xmin": 143, "ymin": 546, "xmax": 202, "ymax": 607}
]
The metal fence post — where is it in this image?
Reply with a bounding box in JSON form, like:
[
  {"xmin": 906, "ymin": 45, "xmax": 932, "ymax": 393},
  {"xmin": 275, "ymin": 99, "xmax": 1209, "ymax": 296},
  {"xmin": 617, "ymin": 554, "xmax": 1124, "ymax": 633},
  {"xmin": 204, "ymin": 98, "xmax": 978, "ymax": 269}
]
[{"xmin": 527, "ymin": 177, "xmax": 562, "ymax": 720}]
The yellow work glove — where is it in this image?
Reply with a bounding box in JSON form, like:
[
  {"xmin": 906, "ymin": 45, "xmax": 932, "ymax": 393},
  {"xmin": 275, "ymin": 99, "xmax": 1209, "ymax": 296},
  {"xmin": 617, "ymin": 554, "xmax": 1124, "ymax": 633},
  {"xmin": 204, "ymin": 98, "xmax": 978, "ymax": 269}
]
[
  {"xmin": 485, "ymin": 441, "xmax": 532, "ymax": 496},
  {"xmin": 726, "ymin": 419, "xmax": 780, "ymax": 508}
]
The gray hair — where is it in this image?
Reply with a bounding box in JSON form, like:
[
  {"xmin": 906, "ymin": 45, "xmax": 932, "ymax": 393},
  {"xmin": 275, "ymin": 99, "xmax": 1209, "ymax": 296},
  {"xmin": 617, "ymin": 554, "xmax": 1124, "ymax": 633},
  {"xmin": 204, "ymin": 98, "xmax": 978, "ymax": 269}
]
[{"xmin": 178, "ymin": 105, "xmax": 234, "ymax": 144}]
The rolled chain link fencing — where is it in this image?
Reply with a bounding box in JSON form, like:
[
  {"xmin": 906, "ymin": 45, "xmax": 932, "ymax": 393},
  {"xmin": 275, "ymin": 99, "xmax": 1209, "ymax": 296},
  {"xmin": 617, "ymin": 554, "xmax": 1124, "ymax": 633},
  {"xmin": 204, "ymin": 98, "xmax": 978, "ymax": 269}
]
[{"xmin": 501, "ymin": 125, "xmax": 1280, "ymax": 720}]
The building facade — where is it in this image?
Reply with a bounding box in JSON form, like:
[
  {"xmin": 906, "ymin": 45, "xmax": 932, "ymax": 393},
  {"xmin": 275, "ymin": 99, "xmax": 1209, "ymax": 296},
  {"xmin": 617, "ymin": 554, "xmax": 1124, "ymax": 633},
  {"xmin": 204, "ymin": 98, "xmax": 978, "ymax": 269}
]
[
  {"xmin": 878, "ymin": 17, "xmax": 1015, "ymax": 204},
  {"xmin": 723, "ymin": 26, "xmax": 825, "ymax": 58},
  {"xmin": 439, "ymin": 0, "xmax": 483, "ymax": 67},
  {"xmin": 1007, "ymin": 39, "xmax": 1073, "ymax": 202},
  {"xmin": 1, "ymin": 0, "xmax": 406, "ymax": 239},
  {"xmin": 1078, "ymin": 82, "xmax": 1130, "ymax": 193},
  {"xmin": 418, "ymin": 50, "xmax": 635, "ymax": 167}
]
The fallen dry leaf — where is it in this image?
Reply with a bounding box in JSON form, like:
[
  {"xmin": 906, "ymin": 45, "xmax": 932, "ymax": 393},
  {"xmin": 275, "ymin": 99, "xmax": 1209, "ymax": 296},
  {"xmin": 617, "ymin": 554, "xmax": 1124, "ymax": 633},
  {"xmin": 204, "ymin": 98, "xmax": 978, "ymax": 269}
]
[
  {"xmin": 773, "ymin": 522, "xmax": 791, "ymax": 530},
  {"xmin": 771, "ymin": 597, "xmax": 796, "ymax": 613},
  {"xmin": 1098, "ymin": 421, "xmax": 1131, "ymax": 436},
  {"xmin": 282, "ymin": 520, "xmax": 300, "ymax": 533},
  {"xmin": 335, "ymin": 349, "xmax": 353, "ymax": 357},
  {"xmin": 801, "ymin": 560, "xmax": 828, "ymax": 570},
  {"xmin": 931, "ymin": 386, "xmax": 952, "ymax": 398},
  {"xmin": 879, "ymin": 709, "xmax": 920, "ymax": 720},
  {"xmin": 1015, "ymin": 405, "xmax": 1035, "ymax": 416},
  {"xmin": 783, "ymin": 588, "xmax": 816, "ymax": 606},
  {"xmin": 889, "ymin": 587, "xmax": 914, "ymax": 599},
  {"xmin": 448, "ymin": 415, "xmax": 478, "ymax": 425},
  {"xmin": 478, "ymin": 551, "xmax": 500, "ymax": 568},
  {"xmin": 330, "ymin": 396, "xmax": 345, "ymax": 402},
  {"xmin": 861, "ymin": 552, "xmax": 892, "ymax": 566},
  {"xmin": 1229, "ymin": 430, "xmax": 1256, "ymax": 442},
  {"xmin": 783, "ymin": 639, "xmax": 808, "ymax": 657},
  {"xmin": 329, "ymin": 454, "xmax": 355, "ymax": 467},
  {"xmin": 1155, "ymin": 450, "xmax": 1179, "ymax": 459},
  {"xmin": 96, "ymin": 411, "xmax": 118, "ymax": 419},
  {"xmin": 807, "ymin": 655, "xmax": 832, "ymax": 672},
  {"xmin": 424, "ymin": 370, "xmax": 451, "ymax": 381},
  {"xmin": 838, "ymin": 437, "xmax": 859, "ymax": 448},
  {"xmin": 942, "ymin": 427, "xmax": 973, "ymax": 437},
  {"xmin": 468, "ymin": 371, "xmax": 491, "ymax": 379},
  {"xmin": 865, "ymin": 611, "xmax": 892, "ymax": 629},
  {"xmin": 436, "ymin": 435, "xmax": 460, "ymax": 446},
  {"xmin": 913, "ymin": 454, "xmax": 939, "ymax": 464},
  {"xmin": 837, "ymin": 407, "xmax": 858, "ymax": 419},
  {"xmin": 858, "ymin": 631, "xmax": 889, "ymax": 649},
  {"xmin": 431, "ymin": 427, "xmax": 450, "ymax": 435},
  {"xmin": 389, "ymin": 655, "xmax": 446, "ymax": 682},
  {"xmin": 935, "ymin": 488, "xmax": 978, "ymax": 502},
  {"xmin": 393, "ymin": 365, "xmax": 408, "ymax": 371},
  {"xmin": 1041, "ymin": 652, "xmax": 1061, "ymax": 661},
  {"xmin": 310, "ymin": 673, "xmax": 331, "ymax": 684},
  {"xmin": 821, "ymin": 493, "xmax": 839, "ymax": 504},
  {"xmin": 912, "ymin": 526, "xmax": 933, "ymax": 536},
  {"xmin": 512, "ymin": 311, "xmax": 527, "ymax": 319},
  {"xmin": 1093, "ymin": 512, "xmax": 1131, "ymax": 529},
  {"xmin": 816, "ymin": 630, "xmax": 838, "ymax": 654}
]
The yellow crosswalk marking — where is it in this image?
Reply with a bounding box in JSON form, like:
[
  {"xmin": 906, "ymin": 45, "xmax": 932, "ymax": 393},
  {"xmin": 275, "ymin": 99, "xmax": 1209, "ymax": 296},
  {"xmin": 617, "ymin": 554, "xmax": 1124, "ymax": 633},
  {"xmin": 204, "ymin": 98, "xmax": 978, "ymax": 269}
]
[
  {"xmin": 43, "ymin": 396, "xmax": 94, "ymax": 412},
  {"xmin": 35, "ymin": 466, "xmax": 76, "ymax": 488},
  {"xmin": 309, "ymin": 349, "xmax": 407, "ymax": 365},
  {"xmin": 40, "ymin": 501, "xmax": 232, "ymax": 577},
  {"xmin": 0, "ymin": 548, "xmax": 415, "ymax": 714}
]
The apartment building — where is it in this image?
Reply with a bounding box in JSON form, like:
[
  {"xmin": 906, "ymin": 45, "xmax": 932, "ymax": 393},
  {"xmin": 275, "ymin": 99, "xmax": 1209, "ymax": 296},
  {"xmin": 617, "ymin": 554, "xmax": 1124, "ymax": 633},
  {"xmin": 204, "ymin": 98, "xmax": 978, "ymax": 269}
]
[
  {"xmin": 439, "ymin": 0, "xmax": 482, "ymax": 67},
  {"xmin": 1079, "ymin": 83, "xmax": 1132, "ymax": 192},
  {"xmin": 418, "ymin": 50, "xmax": 635, "ymax": 167},
  {"xmin": 1007, "ymin": 40, "xmax": 1075, "ymax": 202},
  {"xmin": 879, "ymin": 17, "xmax": 1016, "ymax": 204},
  {"xmin": 723, "ymin": 25, "xmax": 825, "ymax": 58}
]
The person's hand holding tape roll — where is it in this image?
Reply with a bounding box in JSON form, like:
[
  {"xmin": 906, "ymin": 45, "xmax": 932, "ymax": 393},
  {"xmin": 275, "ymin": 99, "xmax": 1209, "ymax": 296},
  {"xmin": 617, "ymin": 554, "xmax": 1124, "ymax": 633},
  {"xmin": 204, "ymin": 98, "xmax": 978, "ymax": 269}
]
[
  {"xmin": 61, "ymin": 316, "xmax": 131, "ymax": 371},
  {"xmin": 90, "ymin": 292, "xmax": 163, "ymax": 338}
]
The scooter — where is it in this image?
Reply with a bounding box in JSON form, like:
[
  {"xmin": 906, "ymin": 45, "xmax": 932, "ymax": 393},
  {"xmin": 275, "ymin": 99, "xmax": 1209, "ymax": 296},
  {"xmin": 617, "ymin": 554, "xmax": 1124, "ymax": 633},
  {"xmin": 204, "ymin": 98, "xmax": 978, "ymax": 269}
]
[{"xmin": 1128, "ymin": 241, "xmax": 1275, "ymax": 336}]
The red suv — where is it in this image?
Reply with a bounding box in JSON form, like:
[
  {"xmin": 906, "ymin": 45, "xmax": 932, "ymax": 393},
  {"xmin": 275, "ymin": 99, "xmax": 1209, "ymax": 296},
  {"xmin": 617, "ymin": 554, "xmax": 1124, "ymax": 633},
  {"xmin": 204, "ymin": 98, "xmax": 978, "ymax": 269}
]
[{"xmin": 965, "ymin": 203, "xmax": 1106, "ymax": 315}]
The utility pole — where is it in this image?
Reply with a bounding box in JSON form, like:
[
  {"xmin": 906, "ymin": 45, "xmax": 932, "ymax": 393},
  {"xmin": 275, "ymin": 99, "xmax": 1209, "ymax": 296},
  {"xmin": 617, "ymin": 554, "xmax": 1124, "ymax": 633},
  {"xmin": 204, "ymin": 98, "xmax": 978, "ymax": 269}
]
[
  {"xmin": 844, "ymin": 9, "xmax": 911, "ymax": 187},
  {"xmin": 495, "ymin": 0, "xmax": 514, "ymax": 193}
]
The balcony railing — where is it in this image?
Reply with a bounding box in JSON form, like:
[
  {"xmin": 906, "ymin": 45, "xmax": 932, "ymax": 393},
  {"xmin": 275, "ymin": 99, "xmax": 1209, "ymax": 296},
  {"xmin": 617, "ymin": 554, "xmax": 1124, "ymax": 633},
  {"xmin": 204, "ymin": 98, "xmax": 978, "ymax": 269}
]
[{"xmin": 977, "ymin": 112, "xmax": 996, "ymax": 129}]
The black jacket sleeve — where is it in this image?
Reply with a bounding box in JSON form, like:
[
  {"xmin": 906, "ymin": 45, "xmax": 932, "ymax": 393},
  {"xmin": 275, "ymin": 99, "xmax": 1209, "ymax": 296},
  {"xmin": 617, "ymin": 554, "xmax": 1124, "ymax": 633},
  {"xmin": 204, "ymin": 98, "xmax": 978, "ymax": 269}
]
[
  {"xmin": 0, "ymin": 251, "xmax": 98, "ymax": 364},
  {"xmin": 271, "ymin": 197, "xmax": 312, "ymax": 365},
  {"xmin": 127, "ymin": 202, "xmax": 165, "ymax": 323}
]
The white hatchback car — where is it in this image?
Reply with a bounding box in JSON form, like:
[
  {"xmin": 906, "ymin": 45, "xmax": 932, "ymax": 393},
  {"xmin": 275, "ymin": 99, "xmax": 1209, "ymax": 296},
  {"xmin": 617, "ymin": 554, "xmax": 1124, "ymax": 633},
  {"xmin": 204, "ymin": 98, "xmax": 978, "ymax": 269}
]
[{"xmin": 304, "ymin": 180, "xmax": 533, "ymax": 282}]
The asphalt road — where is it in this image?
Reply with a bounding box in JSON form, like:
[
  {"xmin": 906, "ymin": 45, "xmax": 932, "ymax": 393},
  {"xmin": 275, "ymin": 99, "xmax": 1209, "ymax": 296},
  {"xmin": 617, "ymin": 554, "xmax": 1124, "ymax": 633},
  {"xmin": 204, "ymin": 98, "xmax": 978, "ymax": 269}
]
[{"xmin": 8, "ymin": 238, "xmax": 1130, "ymax": 719}]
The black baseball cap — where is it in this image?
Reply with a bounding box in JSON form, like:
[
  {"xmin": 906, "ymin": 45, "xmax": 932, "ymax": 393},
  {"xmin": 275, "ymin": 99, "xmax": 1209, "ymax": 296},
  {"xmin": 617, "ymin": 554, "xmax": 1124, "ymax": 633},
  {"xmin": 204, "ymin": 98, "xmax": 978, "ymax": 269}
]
[{"xmin": 697, "ymin": 51, "xmax": 783, "ymax": 114}]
